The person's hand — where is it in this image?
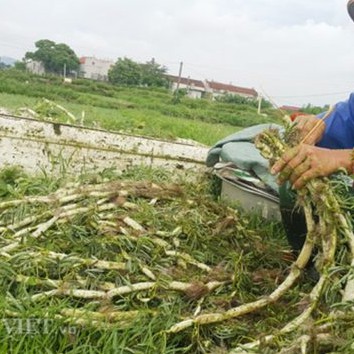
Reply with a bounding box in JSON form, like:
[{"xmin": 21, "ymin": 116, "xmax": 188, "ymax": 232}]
[
  {"xmin": 293, "ymin": 115, "xmax": 325, "ymax": 145},
  {"xmin": 270, "ymin": 144, "xmax": 352, "ymax": 189}
]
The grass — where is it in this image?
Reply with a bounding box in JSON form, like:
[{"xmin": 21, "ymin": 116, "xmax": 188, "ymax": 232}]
[{"xmin": 0, "ymin": 92, "xmax": 235, "ymax": 145}]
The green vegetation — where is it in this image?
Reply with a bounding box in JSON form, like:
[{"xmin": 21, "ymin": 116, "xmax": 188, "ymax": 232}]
[
  {"xmin": 108, "ymin": 57, "xmax": 143, "ymax": 86},
  {"xmin": 0, "ymin": 166, "xmax": 300, "ymax": 354},
  {"xmin": 25, "ymin": 39, "xmax": 80, "ymax": 75},
  {"xmin": 0, "ymin": 69, "xmax": 281, "ymax": 145},
  {"xmin": 108, "ymin": 57, "xmax": 169, "ymax": 88},
  {"xmin": 301, "ymin": 102, "xmax": 331, "ymax": 115},
  {"xmin": 0, "ymin": 62, "xmax": 11, "ymax": 70},
  {"xmin": 215, "ymin": 92, "xmax": 272, "ymax": 110}
]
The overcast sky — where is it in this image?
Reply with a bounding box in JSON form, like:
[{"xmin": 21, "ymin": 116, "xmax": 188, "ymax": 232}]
[{"xmin": 1, "ymin": 0, "xmax": 354, "ymax": 107}]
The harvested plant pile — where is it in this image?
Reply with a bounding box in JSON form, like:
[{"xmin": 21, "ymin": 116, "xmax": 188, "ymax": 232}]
[
  {"xmin": 0, "ymin": 162, "xmax": 353, "ymax": 353},
  {"xmin": 0, "ymin": 167, "xmax": 291, "ymax": 353}
]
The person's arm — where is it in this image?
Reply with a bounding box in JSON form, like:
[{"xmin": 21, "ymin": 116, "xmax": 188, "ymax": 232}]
[
  {"xmin": 272, "ymin": 94, "xmax": 354, "ymax": 188},
  {"xmin": 317, "ymin": 94, "xmax": 354, "ymax": 150},
  {"xmin": 271, "ymin": 144, "xmax": 353, "ymax": 189}
]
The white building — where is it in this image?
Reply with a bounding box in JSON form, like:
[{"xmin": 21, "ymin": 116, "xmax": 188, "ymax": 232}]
[
  {"xmin": 166, "ymin": 75, "xmax": 206, "ymax": 99},
  {"xmin": 166, "ymin": 75, "xmax": 258, "ymax": 100},
  {"xmin": 25, "ymin": 60, "xmax": 45, "ymax": 75},
  {"xmin": 79, "ymin": 56, "xmax": 114, "ymax": 81}
]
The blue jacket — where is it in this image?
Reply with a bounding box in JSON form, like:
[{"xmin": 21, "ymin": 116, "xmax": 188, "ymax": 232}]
[{"xmin": 317, "ymin": 93, "xmax": 354, "ymax": 149}]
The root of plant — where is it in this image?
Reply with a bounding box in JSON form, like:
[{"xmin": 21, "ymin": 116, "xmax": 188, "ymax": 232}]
[{"xmin": 168, "ymin": 129, "xmax": 354, "ymax": 353}]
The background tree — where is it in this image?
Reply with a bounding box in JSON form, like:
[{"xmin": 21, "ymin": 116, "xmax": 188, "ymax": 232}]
[
  {"xmin": 25, "ymin": 39, "xmax": 80, "ymax": 75},
  {"xmin": 108, "ymin": 57, "xmax": 168, "ymax": 87},
  {"xmin": 141, "ymin": 59, "xmax": 169, "ymax": 87},
  {"xmin": 108, "ymin": 57, "xmax": 142, "ymax": 86},
  {"xmin": 0, "ymin": 62, "xmax": 10, "ymax": 70},
  {"xmin": 215, "ymin": 93, "xmax": 272, "ymax": 109},
  {"xmin": 14, "ymin": 61, "xmax": 26, "ymax": 71},
  {"xmin": 301, "ymin": 103, "xmax": 329, "ymax": 115}
]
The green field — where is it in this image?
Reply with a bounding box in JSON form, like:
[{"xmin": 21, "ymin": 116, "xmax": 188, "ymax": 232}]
[{"xmin": 0, "ymin": 69, "xmax": 281, "ymax": 146}]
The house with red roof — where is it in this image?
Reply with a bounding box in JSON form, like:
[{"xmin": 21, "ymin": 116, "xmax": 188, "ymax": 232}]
[
  {"xmin": 166, "ymin": 75, "xmax": 258, "ymax": 100},
  {"xmin": 205, "ymin": 80, "xmax": 258, "ymax": 99},
  {"xmin": 166, "ymin": 75, "xmax": 206, "ymax": 99},
  {"xmin": 279, "ymin": 105, "xmax": 301, "ymax": 112}
]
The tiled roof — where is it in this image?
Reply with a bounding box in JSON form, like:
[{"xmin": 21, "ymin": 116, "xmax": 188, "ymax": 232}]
[
  {"xmin": 207, "ymin": 80, "xmax": 257, "ymax": 97},
  {"xmin": 166, "ymin": 75, "xmax": 205, "ymax": 88},
  {"xmin": 279, "ymin": 105, "xmax": 301, "ymax": 112}
]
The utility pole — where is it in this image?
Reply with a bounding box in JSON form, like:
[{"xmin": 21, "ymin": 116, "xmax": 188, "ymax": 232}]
[
  {"xmin": 173, "ymin": 61, "xmax": 183, "ymax": 103},
  {"xmin": 63, "ymin": 63, "xmax": 67, "ymax": 79},
  {"xmin": 175, "ymin": 61, "xmax": 183, "ymax": 92},
  {"xmin": 257, "ymin": 93, "xmax": 262, "ymax": 115}
]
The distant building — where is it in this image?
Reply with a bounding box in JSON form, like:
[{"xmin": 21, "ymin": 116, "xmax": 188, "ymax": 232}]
[
  {"xmin": 279, "ymin": 106, "xmax": 304, "ymax": 122},
  {"xmin": 166, "ymin": 75, "xmax": 258, "ymax": 100},
  {"xmin": 279, "ymin": 105, "xmax": 301, "ymax": 112},
  {"xmin": 25, "ymin": 60, "xmax": 45, "ymax": 75},
  {"xmin": 79, "ymin": 56, "xmax": 114, "ymax": 81},
  {"xmin": 166, "ymin": 75, "xmax": 206, "ymax": 99},
  {"xmin": 205, "ymin": 80, "xmax": 258, "ymax": 99}
]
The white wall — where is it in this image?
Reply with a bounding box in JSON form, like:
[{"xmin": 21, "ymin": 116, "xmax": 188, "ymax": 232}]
[
  {"xmin": 80, "ymin": 57, "xmax": 114, "ymax": 81},
  {"xmin": 26, "ymin": 60, "xmax": 45, "ymax": 75}
]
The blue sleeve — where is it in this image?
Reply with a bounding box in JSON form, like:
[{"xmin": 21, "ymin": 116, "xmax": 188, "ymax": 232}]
[{"xmin": 316, "ymin": 92, "xmax": 354, "ymax": 149}]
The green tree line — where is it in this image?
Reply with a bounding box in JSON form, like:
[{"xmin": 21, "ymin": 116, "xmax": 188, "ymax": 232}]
[
  {"xmin": 108, "ymin": 57, "xmax": 169, "ymax": 88},
  {"xmin": 22, "ymin": 39, "xmax": 169, "ymax": 88}
]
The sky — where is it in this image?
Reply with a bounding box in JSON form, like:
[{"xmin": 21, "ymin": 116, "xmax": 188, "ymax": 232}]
[{"xmin": 1, "ymin": 0, "xmax": 354, "ymax": 107}]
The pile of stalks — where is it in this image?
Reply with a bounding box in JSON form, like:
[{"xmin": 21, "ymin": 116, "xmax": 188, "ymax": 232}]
[
  {"xmin": 0, "ymin": 156, "xmax": 353, "ymax": 353},
  {"xmin": 0, "ymin": 166, "xmax": 292, "ymax": 353}
]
